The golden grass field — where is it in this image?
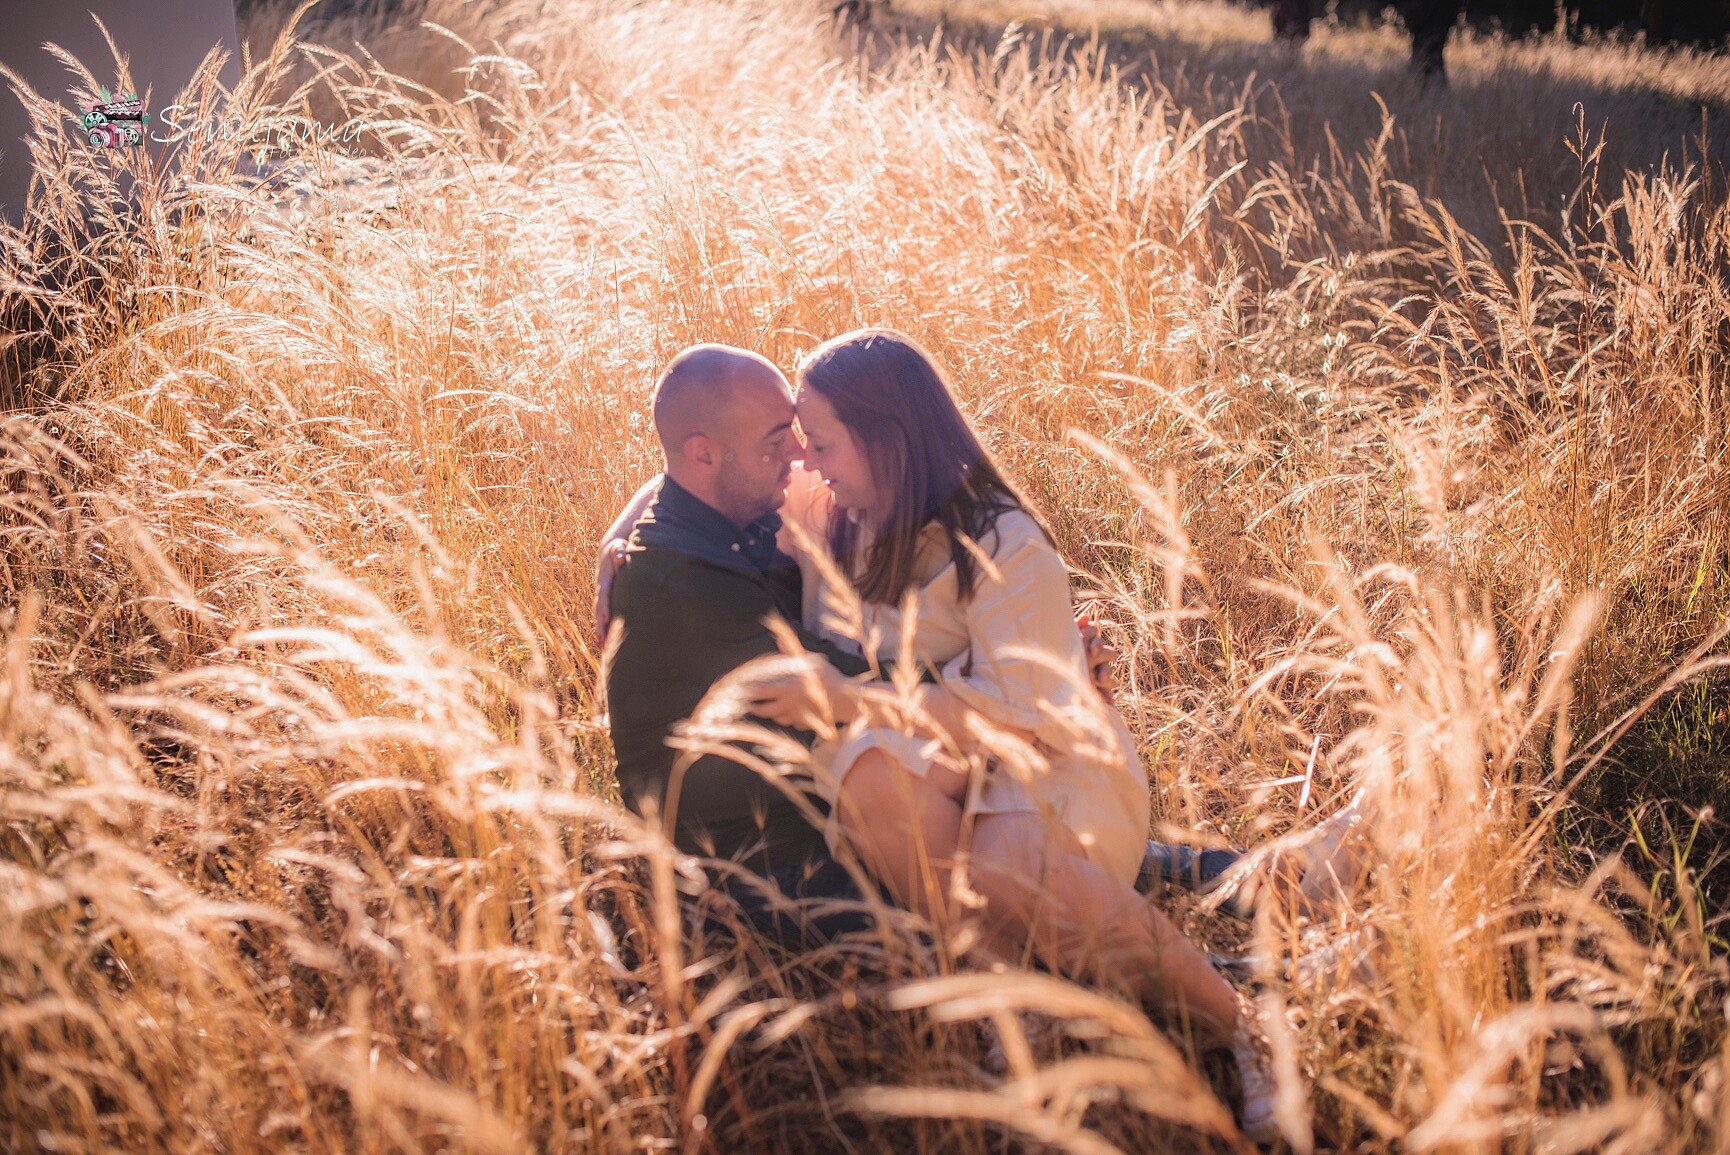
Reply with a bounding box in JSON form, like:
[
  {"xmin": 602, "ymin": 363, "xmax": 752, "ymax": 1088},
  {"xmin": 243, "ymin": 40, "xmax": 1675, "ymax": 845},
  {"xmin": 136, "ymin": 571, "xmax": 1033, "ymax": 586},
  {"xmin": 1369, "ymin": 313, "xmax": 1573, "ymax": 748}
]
[{"xmin": 2, "ymin": 0, "xmax": 1727, "ymax": 1150}]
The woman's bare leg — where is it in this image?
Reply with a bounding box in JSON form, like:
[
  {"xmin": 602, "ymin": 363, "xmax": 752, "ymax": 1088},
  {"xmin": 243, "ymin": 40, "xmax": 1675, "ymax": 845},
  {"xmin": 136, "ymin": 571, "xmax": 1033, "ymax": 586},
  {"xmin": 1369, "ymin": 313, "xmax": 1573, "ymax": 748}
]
[
  {"xmin": 833, "ymin": 755, "xmax": 1242, "ymax": 1035},
  {"xmin": 968, "ymin": 811, "xmax": 1244, "ymax": 1040},
  {"xmin": 832, "ymin": 747, "xmax": 966, "ymax": 923},
  {"xmin": 832, "ymin": 760, "xmax": 1271, "ymax": 1137}
]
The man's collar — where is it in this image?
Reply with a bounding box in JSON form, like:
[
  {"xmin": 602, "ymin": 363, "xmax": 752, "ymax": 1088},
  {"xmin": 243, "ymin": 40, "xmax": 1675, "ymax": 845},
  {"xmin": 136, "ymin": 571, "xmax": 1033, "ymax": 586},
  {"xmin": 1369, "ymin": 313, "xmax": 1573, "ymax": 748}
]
[{"xmin": 632, "ymin": 475, "xmax": 787, "ymax": 572}]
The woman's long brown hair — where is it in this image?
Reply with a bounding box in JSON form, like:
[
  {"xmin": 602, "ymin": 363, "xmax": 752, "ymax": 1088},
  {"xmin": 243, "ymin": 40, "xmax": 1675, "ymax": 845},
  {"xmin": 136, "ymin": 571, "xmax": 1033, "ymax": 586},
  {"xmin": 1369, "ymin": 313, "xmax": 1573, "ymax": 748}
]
[{"xmin": 795, "ymin": 328, "xmax": 1052, "ymax": 604}]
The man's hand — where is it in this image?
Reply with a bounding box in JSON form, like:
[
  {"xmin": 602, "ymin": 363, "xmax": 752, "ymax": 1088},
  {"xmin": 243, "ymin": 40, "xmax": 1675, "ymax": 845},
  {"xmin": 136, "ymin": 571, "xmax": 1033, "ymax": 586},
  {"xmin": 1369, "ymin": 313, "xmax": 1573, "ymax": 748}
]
[
  {"xmin": 594, "ymin": 538, "xmax": 628, "ymax": 643},
  {"xmin": 1075, "ymin": 608, "xmax": 1120, "ymax": 704}
]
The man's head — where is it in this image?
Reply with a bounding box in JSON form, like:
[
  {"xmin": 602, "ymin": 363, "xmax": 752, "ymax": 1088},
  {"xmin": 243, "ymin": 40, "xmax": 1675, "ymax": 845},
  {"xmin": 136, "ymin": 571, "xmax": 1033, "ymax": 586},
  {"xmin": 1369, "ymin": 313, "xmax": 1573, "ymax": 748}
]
[{"xmin": 652, "ymin": 344, "xmax": 800, "ymax": 526}]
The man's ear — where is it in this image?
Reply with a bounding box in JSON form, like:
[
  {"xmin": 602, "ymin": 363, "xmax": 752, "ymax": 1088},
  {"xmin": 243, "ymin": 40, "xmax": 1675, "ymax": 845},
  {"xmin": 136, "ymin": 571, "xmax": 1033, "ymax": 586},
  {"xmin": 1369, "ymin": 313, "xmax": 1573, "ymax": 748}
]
[{"xmin": 681, "ymin": 432, "xmax": 719, "ymax": 471}]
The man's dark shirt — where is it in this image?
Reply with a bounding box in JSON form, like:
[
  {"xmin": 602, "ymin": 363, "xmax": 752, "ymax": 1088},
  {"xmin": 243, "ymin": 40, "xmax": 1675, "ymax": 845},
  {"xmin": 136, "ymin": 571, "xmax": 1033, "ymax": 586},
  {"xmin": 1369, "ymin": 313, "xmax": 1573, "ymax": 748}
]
[{"xmin": 605, "ymin": 476, "xmax": 872, "ymax": 874}]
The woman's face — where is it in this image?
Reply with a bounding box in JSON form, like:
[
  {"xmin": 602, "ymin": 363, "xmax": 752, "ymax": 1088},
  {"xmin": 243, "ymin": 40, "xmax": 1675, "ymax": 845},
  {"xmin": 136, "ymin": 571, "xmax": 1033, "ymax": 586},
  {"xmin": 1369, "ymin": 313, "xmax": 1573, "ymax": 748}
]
[{"xmin": 795, "ymin": 387, "xmax": 881, "ymax": 519}]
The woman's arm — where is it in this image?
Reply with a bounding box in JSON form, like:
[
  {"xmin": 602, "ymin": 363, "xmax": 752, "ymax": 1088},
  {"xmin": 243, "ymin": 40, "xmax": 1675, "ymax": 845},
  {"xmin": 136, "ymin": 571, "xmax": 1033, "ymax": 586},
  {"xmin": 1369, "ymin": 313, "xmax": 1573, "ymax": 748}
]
[
  {"xmin": 744, "ymin": 652, "xmax": 1023, "ymax": 750},
  {"xmin": 594, "ymin": 474, "xmax": 663, "ymax": 640},
  {"xmin": 748, "ymin": 515, "xmax": 1087, "ymax": 751},
  {"xmin": 935, "ymin": 514, "xmax": 1096, "ymax": 738},
  {"xmin": 602, "ymin": 474, "xmax": 662, "ymax": 546}
]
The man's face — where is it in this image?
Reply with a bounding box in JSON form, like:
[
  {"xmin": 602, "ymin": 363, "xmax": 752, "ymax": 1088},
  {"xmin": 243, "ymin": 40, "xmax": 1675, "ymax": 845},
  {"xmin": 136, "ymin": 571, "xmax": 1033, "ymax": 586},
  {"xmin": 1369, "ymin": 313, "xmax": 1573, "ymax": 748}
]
[{"xmin": 711, "ymin": 376, "xmax": 800, "ymax": 525}]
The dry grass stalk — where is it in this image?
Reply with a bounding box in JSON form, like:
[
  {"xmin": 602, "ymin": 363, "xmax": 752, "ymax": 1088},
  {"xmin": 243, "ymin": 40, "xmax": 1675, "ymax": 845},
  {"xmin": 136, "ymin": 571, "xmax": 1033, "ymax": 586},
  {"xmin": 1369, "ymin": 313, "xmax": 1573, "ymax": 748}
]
[{"xmin": 0, "ymin": 0, "xmax": 1725, "ymax": 1151}]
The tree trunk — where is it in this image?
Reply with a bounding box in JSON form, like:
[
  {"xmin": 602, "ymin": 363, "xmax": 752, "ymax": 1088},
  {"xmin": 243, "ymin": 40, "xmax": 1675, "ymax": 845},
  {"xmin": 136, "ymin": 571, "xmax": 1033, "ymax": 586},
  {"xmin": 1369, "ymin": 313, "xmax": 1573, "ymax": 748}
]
[
  {"xmin": 1640, "ymin": 0, "xmax": 1672, "ymax": 41},
  {"xmin": 1399, "ymin": 0, "xmax": 1460, "ymax": 84},
  {"xmin": 1271, "ymin": 0, "xmax": 1314, "ymax": 43}
]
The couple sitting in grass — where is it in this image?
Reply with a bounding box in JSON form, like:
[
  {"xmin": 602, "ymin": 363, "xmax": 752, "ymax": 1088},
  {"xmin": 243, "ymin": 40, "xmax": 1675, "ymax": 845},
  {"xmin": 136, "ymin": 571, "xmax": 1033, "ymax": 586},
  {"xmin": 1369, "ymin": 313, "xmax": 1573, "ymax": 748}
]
[{"xmin": 595, "ymin": 330, "xmax": 1301, "ymax": 1141}]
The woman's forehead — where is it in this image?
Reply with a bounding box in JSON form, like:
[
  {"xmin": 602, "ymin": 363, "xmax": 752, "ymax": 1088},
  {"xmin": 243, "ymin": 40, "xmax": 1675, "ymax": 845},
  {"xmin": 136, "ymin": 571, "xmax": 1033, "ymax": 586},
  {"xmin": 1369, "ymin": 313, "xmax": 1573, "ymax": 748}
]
[{"xmin": 794, "ymin": 390, "xmax": 839, "ymax": 425}]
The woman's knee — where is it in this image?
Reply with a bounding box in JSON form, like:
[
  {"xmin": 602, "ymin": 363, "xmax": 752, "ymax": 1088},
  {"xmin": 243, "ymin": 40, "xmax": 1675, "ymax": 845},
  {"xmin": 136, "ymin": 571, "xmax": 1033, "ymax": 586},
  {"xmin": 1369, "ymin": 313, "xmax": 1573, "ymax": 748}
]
[
  {"xmin": 835, "ymin": 748, "xmax": 904, "ymax": 828},
  {"xmin": 961, "ymin": 814, "xmax": 1052, "ymax": 916},
  {"xmin": 835, "ymin": 748, "xmax": 959, "ymax": 846},
  {"xmin": 970, "ymin": 813, "xmax": 1054, "ymax": 882},
  {"xmin": 969, "ymin": 813, "xmax": 1139, "ymax": 928}
]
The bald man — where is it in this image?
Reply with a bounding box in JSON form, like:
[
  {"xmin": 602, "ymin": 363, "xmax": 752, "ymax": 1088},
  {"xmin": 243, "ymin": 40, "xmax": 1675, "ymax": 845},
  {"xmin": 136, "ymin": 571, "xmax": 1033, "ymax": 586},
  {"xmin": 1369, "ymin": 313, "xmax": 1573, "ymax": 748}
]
[{"xmin": 602, "ymin": 345, "xmax": 880, "ymax": 936}]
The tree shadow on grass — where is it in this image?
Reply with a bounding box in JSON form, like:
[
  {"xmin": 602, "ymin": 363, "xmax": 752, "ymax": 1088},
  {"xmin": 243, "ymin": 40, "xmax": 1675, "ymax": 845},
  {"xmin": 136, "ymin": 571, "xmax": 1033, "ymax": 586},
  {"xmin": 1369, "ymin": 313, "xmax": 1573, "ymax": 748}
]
[{"xmin": 847, "ymin": 3, "xmax": 1730, "ymax": 243}]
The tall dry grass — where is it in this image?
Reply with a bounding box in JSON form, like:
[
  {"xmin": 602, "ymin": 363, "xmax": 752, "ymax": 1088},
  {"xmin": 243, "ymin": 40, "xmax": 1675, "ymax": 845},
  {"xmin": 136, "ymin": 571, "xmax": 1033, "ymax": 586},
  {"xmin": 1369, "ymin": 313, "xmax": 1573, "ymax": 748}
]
[{"xmin": 0, "ymin": 0, "xmax": 1725, "ymax": 1150}]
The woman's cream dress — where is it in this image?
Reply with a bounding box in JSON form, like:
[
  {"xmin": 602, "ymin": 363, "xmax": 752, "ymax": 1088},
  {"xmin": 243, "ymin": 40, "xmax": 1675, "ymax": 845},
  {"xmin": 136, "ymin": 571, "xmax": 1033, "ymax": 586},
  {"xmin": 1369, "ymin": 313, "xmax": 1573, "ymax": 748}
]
[{"xmin": 780, "ymin": 468, "xmax": 1151, "ymax": 885}]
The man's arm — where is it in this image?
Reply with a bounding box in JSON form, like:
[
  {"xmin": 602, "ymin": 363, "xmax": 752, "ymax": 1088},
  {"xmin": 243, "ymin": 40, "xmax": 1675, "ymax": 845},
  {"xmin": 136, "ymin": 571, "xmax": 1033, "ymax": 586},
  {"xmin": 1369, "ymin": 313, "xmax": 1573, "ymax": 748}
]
[
  {"xmin": 788, "ymin": 620, "xmax": 874, "ymax": 678},
  {"xmin": 669, "ymin": 574, "xmax": 876, "ymax": 683},
  {"xmin": 606, "ymin": 550, "xmax": 844, "ymax": 867},
  {"xmin": 607, "ymin": 554, "xmax": 772, "ymax": 793}
]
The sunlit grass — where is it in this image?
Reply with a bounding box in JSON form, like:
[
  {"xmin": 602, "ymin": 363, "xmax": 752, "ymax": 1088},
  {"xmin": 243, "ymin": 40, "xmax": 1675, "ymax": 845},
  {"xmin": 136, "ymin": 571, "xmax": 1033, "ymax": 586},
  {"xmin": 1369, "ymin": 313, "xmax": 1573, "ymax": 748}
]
[{"xmin": 0, "ymin": 0, "xmax": 1725, "ymax": 1150}]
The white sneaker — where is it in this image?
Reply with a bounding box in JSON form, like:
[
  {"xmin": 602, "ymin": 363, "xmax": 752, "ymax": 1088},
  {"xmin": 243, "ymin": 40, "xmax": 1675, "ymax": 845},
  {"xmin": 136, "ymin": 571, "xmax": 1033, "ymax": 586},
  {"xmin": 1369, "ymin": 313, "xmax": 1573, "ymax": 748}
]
[
  {"xmin": 1291, "ymin": 791, "xmax": 1369, "ymax": 909},
  {"xmin": 1290, "ymin": 926, "xmax": 1378, "ymax": 987},
  {"xmin": 1231, "ymin": 1029, "xmax": 1281, "ymax": 1145},
  {"xmin": 1192, "ymin": 793, "xmax": 1370, "ymax": 923}
]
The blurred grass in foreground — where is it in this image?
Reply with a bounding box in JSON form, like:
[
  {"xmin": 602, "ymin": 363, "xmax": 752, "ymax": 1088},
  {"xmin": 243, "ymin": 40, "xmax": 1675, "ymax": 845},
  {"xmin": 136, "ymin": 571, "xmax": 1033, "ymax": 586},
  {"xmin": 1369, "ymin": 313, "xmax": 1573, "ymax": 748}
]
[{"xmin": 0, "ymin": 0, "xmax": 1725, "ymax": 1150}]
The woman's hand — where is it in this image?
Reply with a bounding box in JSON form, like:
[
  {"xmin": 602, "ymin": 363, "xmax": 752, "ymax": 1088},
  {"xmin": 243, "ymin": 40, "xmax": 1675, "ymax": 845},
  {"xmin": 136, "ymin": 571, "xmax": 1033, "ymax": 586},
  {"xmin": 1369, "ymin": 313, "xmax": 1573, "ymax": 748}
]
[
  {"xmin": 1074, "ymin": 608, "xmax": 1120, "ymax": 703},
  {"xmin": 746, "ymin": 656, "xmax": 857, "ymax": 731},
  {"xmin": 594, "ymin": 475, "xmax": 662, "ymax": 643},
  {"xmin": 594, "ymin": 538, "xmax": 628, "ymax": 642}
]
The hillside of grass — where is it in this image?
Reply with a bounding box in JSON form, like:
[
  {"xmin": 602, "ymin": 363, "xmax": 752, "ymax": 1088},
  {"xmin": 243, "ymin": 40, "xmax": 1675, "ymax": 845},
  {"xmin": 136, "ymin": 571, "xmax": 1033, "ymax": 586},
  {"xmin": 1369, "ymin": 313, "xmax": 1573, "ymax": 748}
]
[{"xmin": 1, "ymin": 1, "xmax": 1725, "ymax": 1151}]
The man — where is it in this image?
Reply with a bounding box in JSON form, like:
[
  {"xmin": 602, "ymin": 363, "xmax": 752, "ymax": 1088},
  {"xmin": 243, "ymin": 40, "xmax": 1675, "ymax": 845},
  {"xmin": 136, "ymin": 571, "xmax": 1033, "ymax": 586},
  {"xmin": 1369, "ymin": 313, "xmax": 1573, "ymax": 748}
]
[
  {"xmin": 600, "ymin": 345, "xmax": 881, "ymax": 939},
  {"xmin": 598, "ymin": 343, "xmax": 1257, "ymax": 944}
]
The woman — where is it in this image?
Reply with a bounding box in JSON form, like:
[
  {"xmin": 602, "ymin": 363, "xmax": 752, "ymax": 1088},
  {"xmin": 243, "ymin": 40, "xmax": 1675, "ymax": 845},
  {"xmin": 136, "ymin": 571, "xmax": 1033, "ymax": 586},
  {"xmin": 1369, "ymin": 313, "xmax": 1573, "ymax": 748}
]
[{"xmin": 738, "ymin": 329, "xmax": 1278, "ymax": 1141}]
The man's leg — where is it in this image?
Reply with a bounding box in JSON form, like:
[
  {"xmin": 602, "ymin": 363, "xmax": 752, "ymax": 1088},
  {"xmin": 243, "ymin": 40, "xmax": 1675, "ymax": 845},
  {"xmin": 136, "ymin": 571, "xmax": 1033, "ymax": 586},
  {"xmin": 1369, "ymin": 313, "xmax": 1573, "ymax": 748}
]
[
  {"xmin": 1136, "ymin": 841, "xmax": 1244, "ymax": 894},
  {"xmin": 1138, "ymin": 840, "xmax": 1258, "ymax": 923},
  {"xmin": 1138, "ymin": 794, "xmax": 1372, "ymax": 923},
  {"xmin": 729, "ymin": 855, "xmax": 878, "ymax": 945}
]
